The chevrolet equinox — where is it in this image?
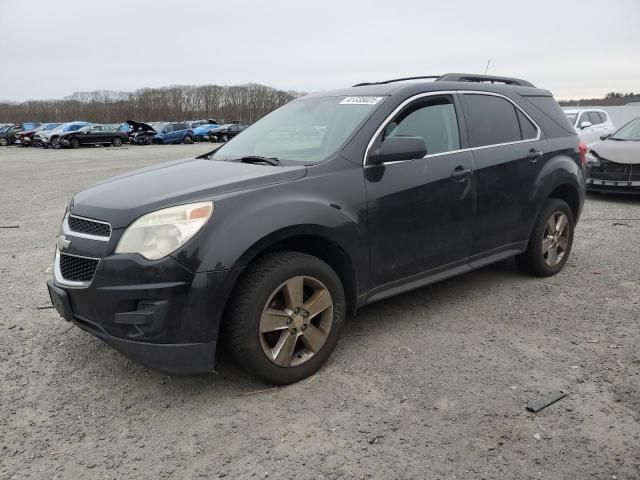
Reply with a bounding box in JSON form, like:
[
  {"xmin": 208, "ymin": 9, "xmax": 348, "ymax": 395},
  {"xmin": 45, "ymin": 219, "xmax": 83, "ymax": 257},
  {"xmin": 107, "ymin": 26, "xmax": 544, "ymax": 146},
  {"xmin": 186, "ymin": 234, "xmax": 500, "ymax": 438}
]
[{"xmin": 47, "ymin": 73, "xmax": 586, "ymax": 385}]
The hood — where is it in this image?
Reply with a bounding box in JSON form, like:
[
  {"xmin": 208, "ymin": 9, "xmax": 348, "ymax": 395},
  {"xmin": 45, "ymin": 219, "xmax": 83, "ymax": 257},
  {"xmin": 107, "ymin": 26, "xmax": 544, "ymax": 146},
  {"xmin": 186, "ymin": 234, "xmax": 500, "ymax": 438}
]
[
  {"xmin": 71, "ymin": 158, "xmax": 307, "ymax": 228},
  {"xmin": 590, "ymin": 140, "xmax": 640, "ymax": 165},
  {"xmin": 125, "ymin": 119, "xmax": 156, "ymax": 133},
  {"xmin": 193, "ymin": 124, "xmax": 218, "ymax": 134}
]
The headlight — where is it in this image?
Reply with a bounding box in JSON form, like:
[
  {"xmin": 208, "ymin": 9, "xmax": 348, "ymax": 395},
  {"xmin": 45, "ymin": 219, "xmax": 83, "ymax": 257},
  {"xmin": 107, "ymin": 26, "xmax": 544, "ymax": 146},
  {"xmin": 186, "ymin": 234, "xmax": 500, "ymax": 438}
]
[
  {"xmin": 115, "ymin": 201, "xmax": 213, "ymax": 260},
  {"xmin": 586, "ymin": 151, "xmax": 599, "ymax": 166}
]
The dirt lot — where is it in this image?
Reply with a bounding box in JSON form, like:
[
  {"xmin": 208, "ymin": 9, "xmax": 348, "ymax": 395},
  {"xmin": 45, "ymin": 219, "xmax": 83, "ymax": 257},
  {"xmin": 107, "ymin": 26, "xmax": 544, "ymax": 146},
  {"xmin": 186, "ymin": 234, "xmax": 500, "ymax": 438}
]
[{"xmin": 0, "ymin": 144, "xmax": 638, "ymax": 480}]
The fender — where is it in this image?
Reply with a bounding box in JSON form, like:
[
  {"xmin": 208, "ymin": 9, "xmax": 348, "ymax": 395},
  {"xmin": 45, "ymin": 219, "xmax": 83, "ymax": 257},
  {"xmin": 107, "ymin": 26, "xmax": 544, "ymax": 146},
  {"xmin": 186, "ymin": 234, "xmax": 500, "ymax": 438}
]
[
  {"xmin": 525, "ymin": 146, "xmax": 585, "ymax": 240},
  {"xmin": 172, "ymin": 160, "xmax": 369, "ymax": 289}
]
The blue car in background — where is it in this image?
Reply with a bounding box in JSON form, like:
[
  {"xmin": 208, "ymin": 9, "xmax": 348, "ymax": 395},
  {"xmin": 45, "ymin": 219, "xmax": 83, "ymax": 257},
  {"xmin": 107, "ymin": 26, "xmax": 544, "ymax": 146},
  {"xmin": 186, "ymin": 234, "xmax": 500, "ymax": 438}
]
[
  {"xmin": 152, "ymin": 122, "xmax": 194, "ymax": 144},
  {"xmin": 191, "ymin": 123, "xmax": 219, "ymax": 141}
]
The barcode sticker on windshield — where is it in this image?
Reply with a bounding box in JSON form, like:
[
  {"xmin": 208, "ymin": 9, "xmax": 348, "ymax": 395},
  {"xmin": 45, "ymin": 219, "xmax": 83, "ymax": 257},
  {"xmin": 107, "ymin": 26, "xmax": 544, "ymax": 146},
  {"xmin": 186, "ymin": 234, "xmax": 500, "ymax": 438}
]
[{"xmin": 340, "ymin": 96, "xmax": 384, "ymax": 105}]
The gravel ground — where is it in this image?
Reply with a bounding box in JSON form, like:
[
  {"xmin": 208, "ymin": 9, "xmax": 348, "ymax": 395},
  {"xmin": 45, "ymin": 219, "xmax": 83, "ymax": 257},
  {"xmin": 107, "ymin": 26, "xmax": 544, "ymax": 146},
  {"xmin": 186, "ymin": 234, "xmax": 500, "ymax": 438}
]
[{"xmin": 1, "ymin": 144, "xmax": 639, "ymax": 480}]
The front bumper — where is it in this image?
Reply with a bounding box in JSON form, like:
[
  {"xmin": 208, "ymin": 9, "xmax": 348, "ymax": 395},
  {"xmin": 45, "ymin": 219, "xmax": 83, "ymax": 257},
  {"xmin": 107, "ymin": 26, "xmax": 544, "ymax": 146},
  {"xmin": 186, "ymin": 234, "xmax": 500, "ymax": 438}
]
[
  {"xmin": 586, "ymin": 177, "xmax": 640, "ymax": 192},
  {"xmin": 48, "ymin": 250, "xmax": 243, "ymax": 374}
]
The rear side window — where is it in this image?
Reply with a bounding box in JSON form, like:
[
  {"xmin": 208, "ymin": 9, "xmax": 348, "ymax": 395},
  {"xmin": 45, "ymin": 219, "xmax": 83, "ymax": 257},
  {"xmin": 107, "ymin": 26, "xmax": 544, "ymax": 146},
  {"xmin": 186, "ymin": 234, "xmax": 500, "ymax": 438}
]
[
  {"xmin": 588, "ymin": 112, "xmax": 603, "ymax": 125},
  {"xmin": 382, "ymin": 95, "xmax": 460, "ymax": 155},
  {"xmin": 462, "ymin": 94, "xmax": 521, "ymax": 147}
]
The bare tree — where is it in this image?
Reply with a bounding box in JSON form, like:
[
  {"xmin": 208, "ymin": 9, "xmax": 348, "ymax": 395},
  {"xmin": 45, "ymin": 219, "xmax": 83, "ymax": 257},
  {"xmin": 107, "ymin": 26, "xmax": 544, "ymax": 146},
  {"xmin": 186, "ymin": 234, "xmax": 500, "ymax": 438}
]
[{"xmin": 0, "ymin": 83, "xmax": 304, "ymax": 124}]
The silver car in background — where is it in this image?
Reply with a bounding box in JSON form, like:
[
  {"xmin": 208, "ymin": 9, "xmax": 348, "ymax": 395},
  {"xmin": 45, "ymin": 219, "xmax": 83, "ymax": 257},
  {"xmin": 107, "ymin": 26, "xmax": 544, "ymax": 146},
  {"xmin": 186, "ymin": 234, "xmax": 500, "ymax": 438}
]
[{"xmin": 564, "ymin": 108, "xmax": 616, "ymax": 144}]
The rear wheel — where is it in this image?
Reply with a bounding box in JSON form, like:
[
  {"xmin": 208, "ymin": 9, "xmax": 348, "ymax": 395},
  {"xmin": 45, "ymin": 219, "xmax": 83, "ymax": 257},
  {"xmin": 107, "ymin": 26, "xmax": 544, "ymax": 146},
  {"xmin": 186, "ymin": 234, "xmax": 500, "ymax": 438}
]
[
  {"xmin": 111, "ymin": 136, "xmax": 122, "ymax": 147},
  {"xmin": 222, "ymin": 134, "xmax": 229, "ymax": 142},
  {"xmin": 516, "ymin": 198, "xmax": 575, "ymax": 277},
  {"xmin": 0, "ymin": 138, "xmax": 8, "ymax": 146},
  {"xmin": 223, "ymin": 251, "xmax": 346, "ymax": 385}
]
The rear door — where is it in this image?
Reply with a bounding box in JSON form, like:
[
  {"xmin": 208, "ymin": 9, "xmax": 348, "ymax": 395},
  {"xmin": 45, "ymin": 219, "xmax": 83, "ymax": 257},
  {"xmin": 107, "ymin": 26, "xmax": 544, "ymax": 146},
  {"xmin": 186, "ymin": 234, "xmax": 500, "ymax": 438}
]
[
  {"xmin": 459, "ymin": 92, "xmax": 545, "ymax": 258},
  {"xmin": 365, "ymin": 93, "xmax": 476, "ymax": 287}
]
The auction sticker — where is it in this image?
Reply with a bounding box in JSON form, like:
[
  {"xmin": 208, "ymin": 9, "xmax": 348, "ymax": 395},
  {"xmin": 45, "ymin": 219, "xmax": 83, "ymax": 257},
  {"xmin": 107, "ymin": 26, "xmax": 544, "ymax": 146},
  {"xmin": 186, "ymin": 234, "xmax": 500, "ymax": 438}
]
[{"xmin": 340, "ymin": 96, "xmax": 384, "ymax": 105}]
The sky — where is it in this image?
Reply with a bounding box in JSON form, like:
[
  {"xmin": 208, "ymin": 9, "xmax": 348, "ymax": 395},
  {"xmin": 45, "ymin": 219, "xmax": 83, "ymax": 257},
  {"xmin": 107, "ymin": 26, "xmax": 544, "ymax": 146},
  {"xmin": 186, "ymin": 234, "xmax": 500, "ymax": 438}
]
[{"xmin": 0, "ymin": 0, "xmax": 638, "ymax": 102}]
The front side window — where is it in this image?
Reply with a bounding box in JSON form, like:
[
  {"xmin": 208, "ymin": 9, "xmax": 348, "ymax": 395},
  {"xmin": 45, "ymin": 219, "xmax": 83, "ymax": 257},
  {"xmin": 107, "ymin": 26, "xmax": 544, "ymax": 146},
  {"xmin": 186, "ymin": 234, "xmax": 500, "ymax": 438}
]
[
  {"xmin": 578, "ymin": 112, "xmax": 591, "ymax": 126},
  {"xmin": 212, "ymin": 95, "xmax": 386, "ymax": 163},
  {"xmin": 463, "ymin": 94, "xmax": 522, "ymax": 147},
  {"xmin": 588, "ymin": 112, "xmax": 603, "ymax": 125},
  {"xmin": 381, "ymin": 95, "xmax": 460, "ymax": 155}
]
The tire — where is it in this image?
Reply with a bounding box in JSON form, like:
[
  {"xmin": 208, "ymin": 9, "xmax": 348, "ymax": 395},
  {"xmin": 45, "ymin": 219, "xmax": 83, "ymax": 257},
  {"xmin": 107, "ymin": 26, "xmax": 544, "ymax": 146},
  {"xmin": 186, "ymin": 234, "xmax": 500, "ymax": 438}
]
[
  {"xmin": 516, "ymin": 198, "xmax": 575, "ymax": 277},
  {"xmin": 0, "ymin": 138, "xmax": 7, "ymax": 146},
  {"xmin": 52, "ymin": 138, "xmax": 60, "ymax": 149},
  {"xmin": 223, "ymin": 251, "xmax": 346, "ymax": 385},
  {"xmin": 70, "ymin": 138, "xmax": 80, "ymax": 149},
  {"xmin": 112, "ymin": 137, "xmax": 122, "ymax": 147},
  {"xmin": 183, "ymin": 135, "xmax": 193, "ymax": 144},
  {"xmin": 222, "ymin": 134, "xmax": 228, "ymax": 142}
]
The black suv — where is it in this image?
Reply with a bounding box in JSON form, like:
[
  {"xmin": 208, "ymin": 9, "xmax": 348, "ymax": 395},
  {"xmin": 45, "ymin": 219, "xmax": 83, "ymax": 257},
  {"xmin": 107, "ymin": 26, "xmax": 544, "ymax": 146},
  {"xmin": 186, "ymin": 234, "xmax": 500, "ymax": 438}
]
[{"xmin": 47, "ymin": 73, "xmax": 586, "ymax": 384}]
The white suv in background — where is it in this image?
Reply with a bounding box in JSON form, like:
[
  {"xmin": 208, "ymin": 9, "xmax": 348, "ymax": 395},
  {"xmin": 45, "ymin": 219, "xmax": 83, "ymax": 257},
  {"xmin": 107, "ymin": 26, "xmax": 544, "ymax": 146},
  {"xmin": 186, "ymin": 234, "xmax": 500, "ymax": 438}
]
[{"xmin": 563, "ymin": 108, "xmax": 615, "ymax": 144}]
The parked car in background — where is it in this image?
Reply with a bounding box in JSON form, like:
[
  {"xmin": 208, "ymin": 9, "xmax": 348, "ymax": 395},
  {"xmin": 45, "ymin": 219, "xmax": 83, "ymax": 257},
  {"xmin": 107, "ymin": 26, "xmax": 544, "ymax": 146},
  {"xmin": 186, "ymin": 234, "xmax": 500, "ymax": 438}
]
[
  {"xmin": 585, "ymin": 116, "xmax": 640, "ymax": 193},
  {"xmin": 563, "ymin": 108, "xmax": 615, "ymax": 144},
  {"xmin": 0, "ymin": 124, "xmax": 24, "ymax": 146},
  {"xmin": 123, "ymin": 120, "xmax": 157, "ymax": 145},
  {"xmin": 47, "ymin": 73, "xmax": 585, "ymax": 384},
  {"xmin": 152, "ymin": 122, "xmax": 194, "ymax": 144},
  {"xmin": 58, "ymin": 124, "xmax": 129, "ymax": 148},
  {"xmin": 16, "ymin": 123, "xmax": 62, "ymax": 146},
  {"xmin": 207, "ymin": 123, "xmax": 247, "ymax": 142},
  {"xmin": 36, "ymin": 122, "xmax": 90, "ymax": 148},
  {"xmin": 192, "ymin": 122, "xmax": 219, "ymax": 141}
]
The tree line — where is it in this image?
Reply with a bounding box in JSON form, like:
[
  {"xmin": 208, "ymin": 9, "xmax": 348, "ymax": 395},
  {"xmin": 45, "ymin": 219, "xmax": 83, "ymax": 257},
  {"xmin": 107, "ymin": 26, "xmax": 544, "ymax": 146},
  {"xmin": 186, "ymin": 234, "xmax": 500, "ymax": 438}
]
[
  {"xmin": 559, "ymin": 91, "xmax": 640, "ymax": 107},
  {"xmin": 0, "ymin": 83, "xmax": 305, "ymax": 124}
]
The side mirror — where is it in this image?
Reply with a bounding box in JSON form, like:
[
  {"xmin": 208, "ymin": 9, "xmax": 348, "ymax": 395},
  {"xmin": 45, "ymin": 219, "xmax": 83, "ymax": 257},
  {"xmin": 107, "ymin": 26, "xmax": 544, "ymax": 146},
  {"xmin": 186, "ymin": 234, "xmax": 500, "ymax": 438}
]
[
  {"xmin": 368, "ymin": 136, "xmax": 427, "ymax": 165},
  {"xmin": 600, "ymin": 133, "xmax": 611, "ymax": 141},
  {"xmin": 580, "ymin": 121, "xmax": 592, "ymax": 129}
]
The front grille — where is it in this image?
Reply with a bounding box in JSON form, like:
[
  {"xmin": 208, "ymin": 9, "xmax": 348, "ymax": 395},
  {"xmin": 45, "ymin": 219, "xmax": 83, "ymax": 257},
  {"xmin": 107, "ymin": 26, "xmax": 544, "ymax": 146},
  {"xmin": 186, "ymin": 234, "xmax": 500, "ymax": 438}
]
[
  {"xmin": 59, "ymin": 253, "xmax": 99, "ymax": 282},
  {"xmin": 68, "ymin": 215, "xmax": 111, "ymax": 238},
  {"xmin": 588, "ymin": 159, "xmax": 640, "ymax": 182}
]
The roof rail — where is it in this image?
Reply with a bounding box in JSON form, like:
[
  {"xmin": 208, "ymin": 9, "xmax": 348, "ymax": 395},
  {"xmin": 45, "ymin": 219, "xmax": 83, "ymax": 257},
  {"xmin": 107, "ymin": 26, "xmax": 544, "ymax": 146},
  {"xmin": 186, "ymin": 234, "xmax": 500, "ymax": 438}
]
[
  {"xmin": 352, "ymin": 73, "xmax": 534, "ymax": 88},
  {"xmin": 436, "ymin": 73, "xmax": 534, "ymax": 87},
  {"xmin": 352, "ymin": 76, "xmax": 440, "ymax": 87}
]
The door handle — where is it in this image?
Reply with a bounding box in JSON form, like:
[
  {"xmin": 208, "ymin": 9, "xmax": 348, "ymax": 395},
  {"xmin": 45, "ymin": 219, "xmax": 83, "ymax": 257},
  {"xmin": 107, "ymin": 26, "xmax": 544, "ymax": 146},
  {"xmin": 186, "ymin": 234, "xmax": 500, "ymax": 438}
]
[
  {"xmin": 451, "ymin": 166, "xmax": 472, "ymax": 180},
  {"xmin": 527, "ymin": 149, "xmax": 543, "ymax": 162}
]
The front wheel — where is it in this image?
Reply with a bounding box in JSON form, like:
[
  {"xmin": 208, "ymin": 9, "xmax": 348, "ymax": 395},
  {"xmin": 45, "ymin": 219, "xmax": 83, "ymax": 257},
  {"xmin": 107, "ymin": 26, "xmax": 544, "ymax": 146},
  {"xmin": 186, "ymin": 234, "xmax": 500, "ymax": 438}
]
[
  {"xmin": 70, "ymin": 138, "xmax": 80, "ymax": 149},
  {"xmin": 0, "ymin": 138, "xmax": 8, "ymax": 146},
  {"xmin": 183, "ymin": 135, "xmax": 193, "ymax": 144},
  {"xmin": 516, "ymin": 198, "xmax": 575, "ymax": 277},
  {"xmin": 223, "ymin": 251, "xmax": 346, "ymax": 385}
]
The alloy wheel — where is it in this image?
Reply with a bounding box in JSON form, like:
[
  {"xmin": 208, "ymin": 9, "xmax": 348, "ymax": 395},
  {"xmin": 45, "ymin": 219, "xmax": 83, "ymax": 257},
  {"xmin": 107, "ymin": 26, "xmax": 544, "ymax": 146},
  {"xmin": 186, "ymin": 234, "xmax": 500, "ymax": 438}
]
[
  {"xmin": 542, "ymin": 211, "xmax": 570, "ymax": 267},
  {"xmin": 259, "ymin": 276, "xmax": 334, "ymax": 368}
]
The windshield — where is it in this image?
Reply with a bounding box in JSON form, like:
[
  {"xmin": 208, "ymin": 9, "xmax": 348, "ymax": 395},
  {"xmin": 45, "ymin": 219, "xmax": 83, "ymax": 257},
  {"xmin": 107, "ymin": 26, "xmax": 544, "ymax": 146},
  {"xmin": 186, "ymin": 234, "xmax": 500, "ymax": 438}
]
[
  {"xmin": 211, "ymin": 95, "xmax": 386, "ymax": 163},
  {"xmin": 564, "ymin": 112, "xmax": 578, "ymax": 125},
  {"xmin": 611, "ymin": 117, "xmax": 640, "ymax": 141}
]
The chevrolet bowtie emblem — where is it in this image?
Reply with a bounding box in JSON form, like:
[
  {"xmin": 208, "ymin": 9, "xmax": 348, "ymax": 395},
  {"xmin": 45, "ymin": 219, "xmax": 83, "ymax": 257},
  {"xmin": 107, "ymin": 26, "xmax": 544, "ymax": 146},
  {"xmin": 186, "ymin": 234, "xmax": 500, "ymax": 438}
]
[{"xmin": 57, "ymin": 234, "xmax": 71, "ymax": 251}]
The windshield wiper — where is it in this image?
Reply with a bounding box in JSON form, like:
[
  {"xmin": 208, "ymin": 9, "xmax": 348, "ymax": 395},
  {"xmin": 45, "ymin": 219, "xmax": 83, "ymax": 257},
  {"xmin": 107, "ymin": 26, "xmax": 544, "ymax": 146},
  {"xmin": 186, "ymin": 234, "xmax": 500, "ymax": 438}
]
[{"xmin": 237, "ymin": 156, "xmax": 280, "ymax": 166}]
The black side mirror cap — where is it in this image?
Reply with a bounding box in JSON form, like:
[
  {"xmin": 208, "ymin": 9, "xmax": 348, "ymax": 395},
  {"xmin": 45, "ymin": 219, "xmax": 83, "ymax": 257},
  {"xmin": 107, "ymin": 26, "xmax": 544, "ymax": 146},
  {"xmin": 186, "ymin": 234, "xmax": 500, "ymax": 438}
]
[
  {"xmin": 600, "ymin": 134, "xmax": 611, "ymax": 141},
  {"xmin": 368, "ymin": 136, "xmax": 427, "ymax": 165}
]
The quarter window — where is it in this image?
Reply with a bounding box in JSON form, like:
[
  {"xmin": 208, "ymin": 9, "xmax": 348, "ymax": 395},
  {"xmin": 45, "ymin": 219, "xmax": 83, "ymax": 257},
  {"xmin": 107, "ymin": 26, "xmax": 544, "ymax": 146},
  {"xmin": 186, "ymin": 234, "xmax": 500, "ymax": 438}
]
[
  {"xmin": 517, "ymin": 110, "xmax": 538, "ymax": 140},
  {"xmin": 462, "ymin": 94, "xmax": 523, "ymax": 147},
  {"xmin": 382, "ymin": 95, "xmax": 460, "ymax": 156}
]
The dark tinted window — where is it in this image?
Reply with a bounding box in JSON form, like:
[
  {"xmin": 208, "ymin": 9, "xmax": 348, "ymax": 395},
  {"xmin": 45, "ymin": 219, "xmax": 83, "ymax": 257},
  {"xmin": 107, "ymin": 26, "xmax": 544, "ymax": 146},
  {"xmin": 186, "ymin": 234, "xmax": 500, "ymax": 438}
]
[
  {"xmin": 175, "ymin": 123, "xmax": 188, "ymax": 131},
  {"xmin": 517, "ymin": 110, "xmax": 538, "ymax": 140},
  {"xmin": 523, "ymin": 95, "xmax": 575, "ymax": 133},
  {"xmin": 383, "ymin": 95, "xmax": 460, "ymax": 155},
  {"xmin": 588, "ymin": 112, "xmax": 602, "ymax": 125},
  {"xmin": 463, "ymin": 94, "xmax": 521, "ymax": 147}
]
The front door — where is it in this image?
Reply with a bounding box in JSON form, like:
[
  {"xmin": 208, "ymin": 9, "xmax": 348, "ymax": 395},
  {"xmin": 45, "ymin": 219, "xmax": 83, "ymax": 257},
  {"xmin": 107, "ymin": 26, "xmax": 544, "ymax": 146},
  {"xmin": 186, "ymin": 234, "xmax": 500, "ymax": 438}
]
[{"xmin": 365, "ymin": 93, "xmax": 476, "ymax": 288}]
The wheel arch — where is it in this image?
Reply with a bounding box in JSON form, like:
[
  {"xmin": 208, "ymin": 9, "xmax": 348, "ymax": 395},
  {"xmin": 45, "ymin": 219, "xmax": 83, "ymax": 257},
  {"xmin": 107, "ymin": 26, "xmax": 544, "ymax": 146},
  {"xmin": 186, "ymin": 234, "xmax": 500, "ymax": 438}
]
[{"xmin": 232, "ymin": 227, "xmax": 359, "ymax": 315}]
